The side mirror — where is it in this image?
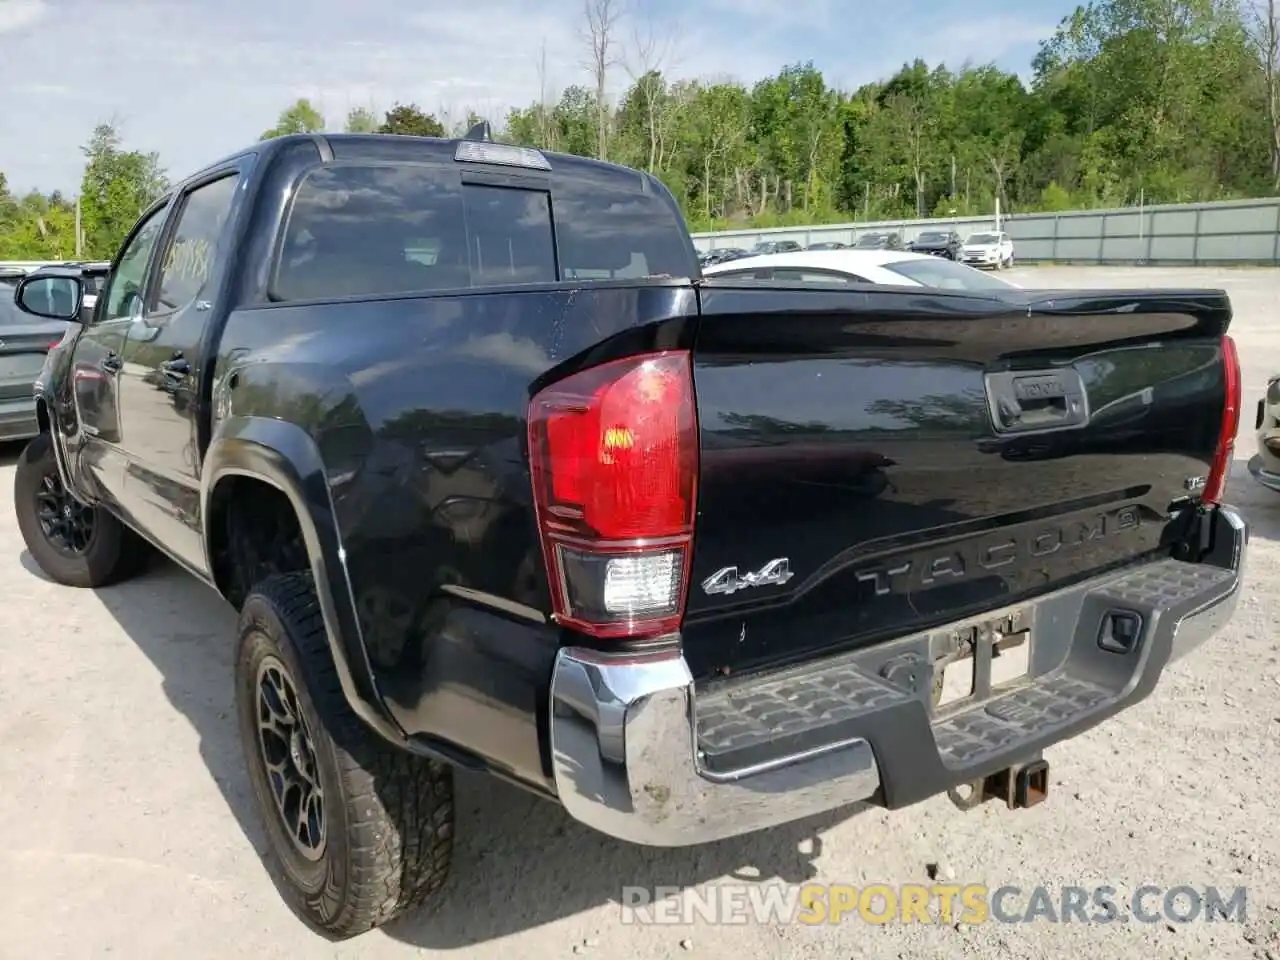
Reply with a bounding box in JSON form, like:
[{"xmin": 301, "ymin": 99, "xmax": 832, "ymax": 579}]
[{"xmin": 15, "ymin": 273, "xmax": 84, "ymax": 323}]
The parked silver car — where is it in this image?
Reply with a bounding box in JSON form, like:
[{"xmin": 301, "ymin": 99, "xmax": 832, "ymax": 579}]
[
  {"xmin": 0, "ymin": 273, "xmax": 75, "ymax": 442},
  {"xmin": 1248, "ymin": 373, "xmax": 1280, "ymax": 491}
]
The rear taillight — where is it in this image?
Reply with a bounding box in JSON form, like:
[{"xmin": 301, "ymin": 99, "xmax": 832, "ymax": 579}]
[
  {"xmin": 1202, "ymin": 334, "xmax": 1241, "ymax": 505},
  {"xmin": 528, "ymin": 350, "xmax": 698, "ymax": 639}
]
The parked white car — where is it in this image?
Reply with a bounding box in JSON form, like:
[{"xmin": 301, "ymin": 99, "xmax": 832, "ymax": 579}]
[
  {"xmin": 701, "ymin": 248, "xmax": 1021, "ymax": 292},
  {"xmin": 959, "ymin": 231, "xmax": 1015, "ymax": 269}
]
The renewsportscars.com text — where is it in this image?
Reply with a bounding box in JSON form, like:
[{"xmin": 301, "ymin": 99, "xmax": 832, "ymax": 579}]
[{"xmin": 619, "ymin": 883, "xmax": 1248, "ymax": 926}]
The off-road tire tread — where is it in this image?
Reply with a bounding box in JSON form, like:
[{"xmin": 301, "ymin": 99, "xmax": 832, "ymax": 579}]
[
  {"xmin": 244, "ymin": 572, "xmax": 453, "ymax": 939},
  {"xmin": 14, "ymin": 432, "xmax": 149, "ymax": 588}
]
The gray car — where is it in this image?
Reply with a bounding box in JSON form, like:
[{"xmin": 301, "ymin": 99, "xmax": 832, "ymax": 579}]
[{"xmin": 0, "ymin": 277, "xmax": 72, "ymax": 443}]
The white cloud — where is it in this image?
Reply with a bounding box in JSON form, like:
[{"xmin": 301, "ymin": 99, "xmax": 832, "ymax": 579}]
[
  {"xmin": 0, "ymin": 0, "xmax": 47, "ymax": 34},
  {"xmin": 0, "ymin": 0, "xmax": 1065, "ymax": 195}
]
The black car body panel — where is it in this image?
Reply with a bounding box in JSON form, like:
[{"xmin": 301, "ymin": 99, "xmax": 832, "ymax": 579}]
[{"xmin": 685, "ymin": 282, "xmax": 1231, "ymax": 683}]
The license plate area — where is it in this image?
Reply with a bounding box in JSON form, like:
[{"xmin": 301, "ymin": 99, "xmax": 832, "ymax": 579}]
[{"xmin": 931, "ymin": 612, "xmax": 1032, "ymax": 717}]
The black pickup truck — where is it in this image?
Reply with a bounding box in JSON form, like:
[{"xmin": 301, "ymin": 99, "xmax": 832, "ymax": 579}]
[{"xmin": 10, "ymin": 131, "xmax": 1247, "ymax": 939}]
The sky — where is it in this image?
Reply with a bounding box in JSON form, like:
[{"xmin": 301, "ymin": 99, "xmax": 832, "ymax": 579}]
[{"xmin": 0, "ymin": 0, "xmax": 1078, "ymax": 196}]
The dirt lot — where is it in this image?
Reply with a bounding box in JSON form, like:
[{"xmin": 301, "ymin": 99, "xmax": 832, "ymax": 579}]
[{"xmin": 0, "ymin": 266, "xmax": 1277, "ymax": 960}]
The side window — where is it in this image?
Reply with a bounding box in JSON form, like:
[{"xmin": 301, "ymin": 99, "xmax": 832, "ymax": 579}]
[
  {"xmin": 101, "ymin": 207, "xmax": 167, "ymax": 322},
  {"xmin": 152, "ymin": 174, "xmax": 240, "ymax": 314}
]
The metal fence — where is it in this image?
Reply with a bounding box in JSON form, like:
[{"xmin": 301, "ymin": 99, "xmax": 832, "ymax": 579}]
[
  {"xmin": 690, "ymin": 197, "xmax": 1280, "ymax": 266},
  {"xmin": 7, "ymin": 197, "xmax": 1280, "ymax": 272}
]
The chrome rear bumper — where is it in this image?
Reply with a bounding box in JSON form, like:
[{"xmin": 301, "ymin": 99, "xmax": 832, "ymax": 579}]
[{"xmin": 549, "ymin": 506, "xmax": 1246, "ymax": 847}]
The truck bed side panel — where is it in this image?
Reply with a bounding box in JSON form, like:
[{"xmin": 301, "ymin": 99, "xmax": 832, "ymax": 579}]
[{"xmin": 214, "ymin": 283, "xmax": 697, "ymax": 787}]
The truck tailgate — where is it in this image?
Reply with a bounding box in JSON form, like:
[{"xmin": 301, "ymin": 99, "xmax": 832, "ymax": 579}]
[{"xmin": 683, "ymin": 283, "xmax": 1232, "ymax": 682}]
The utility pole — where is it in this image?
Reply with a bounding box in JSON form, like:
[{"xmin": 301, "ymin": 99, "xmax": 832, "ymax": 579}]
[
  {"xmin": 74, "ymin": 195, "xmax": 82, "ymax": 258},
  {"xmin": 864, "ymin": 182, "xmax": 870, "ymax": 219},
  {"xmin": 951, "ymin": 155, "xmax": 956, "ymax": 199}
]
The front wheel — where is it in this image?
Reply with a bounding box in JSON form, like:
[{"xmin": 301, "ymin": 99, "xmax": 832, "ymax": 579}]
[
  {"xmin": 13, "ymin": 432, "xmax": 149, "ymax": 587},
  {"xmin": 236, "ymin": 572, "xmax": 454, "ymax": 939}
]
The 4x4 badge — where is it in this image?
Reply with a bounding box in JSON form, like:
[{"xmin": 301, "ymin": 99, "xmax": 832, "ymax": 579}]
[{"xmin": 702, "ymin": 558, "xmax": 794, "ymax": 596}]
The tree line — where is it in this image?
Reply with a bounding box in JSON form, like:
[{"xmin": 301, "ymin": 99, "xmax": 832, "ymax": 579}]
[{"xmin": 4, "ymin": 0, "xmax": 1280, "ymax": 262}]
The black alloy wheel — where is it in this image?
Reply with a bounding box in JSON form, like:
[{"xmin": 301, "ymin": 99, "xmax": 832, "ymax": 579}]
[
  {"xmin": 255, "ymin": 654, "xmax": 327, "ymax": 860},
  {"xmin": 33, "ymin": 468, "xmax": 95, "ymax": 556}
]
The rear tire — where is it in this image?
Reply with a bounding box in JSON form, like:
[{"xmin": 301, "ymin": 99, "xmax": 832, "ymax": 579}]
[
  {"xmin": 13, "ymin": 432, "xmax": 149, "ymax": 588},
  {"xmin": 235, "ymin": 572, "xmax": 454, "ymax": 939}
]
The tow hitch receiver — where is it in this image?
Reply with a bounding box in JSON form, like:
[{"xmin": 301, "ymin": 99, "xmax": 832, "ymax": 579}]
[{"xmin": 947, "ymin": 758, "xmax": 1050, "ymax": 811}]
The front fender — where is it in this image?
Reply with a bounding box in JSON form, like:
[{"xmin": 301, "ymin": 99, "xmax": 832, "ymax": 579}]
[
  {"xmin": 31, "ymin": 386, "xmax": 85, "ymax": 505},
  {"xmin": 201, "ymin": 414, "xmax": 408, "ymax": 748}
]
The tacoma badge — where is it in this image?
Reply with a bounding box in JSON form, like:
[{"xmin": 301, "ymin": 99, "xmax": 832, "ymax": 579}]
[{"xmin": 702, "ymin": 558, "xmax": 794, "ymax": 596}]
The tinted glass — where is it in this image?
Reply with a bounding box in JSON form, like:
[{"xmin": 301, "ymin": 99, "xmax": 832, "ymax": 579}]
[
  {"xmin": 275, "ymin": 165, "xmax": 469, "ymax": 301},
  {"xmin": 154, "ymin": 174, "xmax": 240, "ymax": 313},
  {"xmin": 555, "ymin": 182, "xmax": 692, "ymax": 280},
  {"xmin": 967, "ymin": 233, "xmax": 999, "ymax": 244},
  {"xmin": 274, "ymin": 163, "xmax": 693, "ymax": 300},
  {"xmin": 917, "ymin": 233, "xmax": 946, "ymax": 242},
  {"xmin": 880, "ymin": 258, "xmax": 1016, "ymax": 292},
  {"xmin": 463, "ymin": 185, "xmax": 555, "ymax": 285},
  {"xmin": 102, "ymin": 207, "xmax": 167, "ymax": 322}
]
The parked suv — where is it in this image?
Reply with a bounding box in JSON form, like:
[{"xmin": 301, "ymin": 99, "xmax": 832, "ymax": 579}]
[{"xmin": 908, "ymin": 230, "xmax": 962, "ymax": 260}]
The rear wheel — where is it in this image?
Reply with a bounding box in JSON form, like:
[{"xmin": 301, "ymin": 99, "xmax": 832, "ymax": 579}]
[
  {"xmin": 13, "ymin": 432, "xmax": 149, "ymax": 587},
  {"xmin": 236, "ymin": 572, "xmax": 454, "ymax": 939}
]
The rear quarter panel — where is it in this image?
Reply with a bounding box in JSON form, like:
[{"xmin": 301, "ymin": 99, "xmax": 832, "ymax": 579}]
[{"xmin": 213, "ymin": 282, "xmax": 697, "ymax": 787}]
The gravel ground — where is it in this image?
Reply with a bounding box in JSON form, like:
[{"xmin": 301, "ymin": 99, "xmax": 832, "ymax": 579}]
[{"xmin": 0, "ymin": 265, "xmax": 1277, "ymax": 960}]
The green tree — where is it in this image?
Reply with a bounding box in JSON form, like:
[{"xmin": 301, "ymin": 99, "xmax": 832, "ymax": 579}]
[
  {"xmin": 344, "ymin": 106, "xmax": 380, "ymax": 133},
  {"xmin": 378, "ymin": 103, "xmax": 445, "ymax": 137},
  {"xmin": 260, "ymin": 98, "xmax": 326, "ymax": 140},
  {"xmin": 78, "ymin": 122, "xmax": 168, "ymax": 259}
]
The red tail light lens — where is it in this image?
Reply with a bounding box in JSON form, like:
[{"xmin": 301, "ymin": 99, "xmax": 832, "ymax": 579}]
[
  {"xmin": 1202, "ymin": 334, "xmax": 1241, "ymax": 505},
  {"xmin": 528, "ymin": 351, "xmax": 698, "ymax": 639}
]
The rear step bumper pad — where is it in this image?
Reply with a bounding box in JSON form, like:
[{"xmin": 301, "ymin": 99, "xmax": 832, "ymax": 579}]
[{"xmin": 548, "ymin": 505, "xmax": 1246, "ymax": 846}]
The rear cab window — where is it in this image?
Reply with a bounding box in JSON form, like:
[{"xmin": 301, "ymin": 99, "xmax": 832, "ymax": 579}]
[{"xmin": 271, "ymin": 155, "xmax": 694, "ymax": 302}]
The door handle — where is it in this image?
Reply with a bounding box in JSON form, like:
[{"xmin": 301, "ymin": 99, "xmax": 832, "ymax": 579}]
[{"xmin": 100, "ymin": 352, "xmax": 122, "ymax": 373}]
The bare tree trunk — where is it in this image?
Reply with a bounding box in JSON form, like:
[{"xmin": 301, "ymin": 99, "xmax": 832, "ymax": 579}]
[
  {"xmin": 535, "ymin": 39, "xmax": 554, "ymax": 150},
  {"xmin": 583, "ymin": 0, "xmax": 621, "ymax": 160},
  {"xmin": 625, "ymin": 17, "xmax": 681, "ymax": 173}
]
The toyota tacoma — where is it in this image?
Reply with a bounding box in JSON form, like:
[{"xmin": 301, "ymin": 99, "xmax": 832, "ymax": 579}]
[{"xmin": 9, "ymin": 130, "xmax": 1247, "ymax": 939}]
